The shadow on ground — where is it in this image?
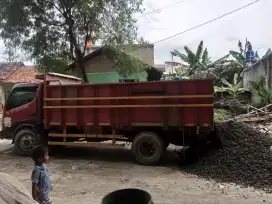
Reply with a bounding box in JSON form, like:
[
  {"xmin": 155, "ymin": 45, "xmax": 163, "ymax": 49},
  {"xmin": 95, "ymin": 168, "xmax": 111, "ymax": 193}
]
[{"xmin": 48, "ymin": 146, "xmax": 180, "ymax": 167}]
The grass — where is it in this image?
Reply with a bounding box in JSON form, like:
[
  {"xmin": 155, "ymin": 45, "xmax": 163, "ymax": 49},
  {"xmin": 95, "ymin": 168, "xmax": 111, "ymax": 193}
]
[{"xmin": 214, "ymin": 109, "xmax": 232, "ymax": 122}]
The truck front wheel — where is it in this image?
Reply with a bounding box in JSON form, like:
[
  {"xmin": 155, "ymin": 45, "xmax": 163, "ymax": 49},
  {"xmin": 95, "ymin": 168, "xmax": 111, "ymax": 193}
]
[
  {"xmin": 14, "ymin": 129, "xmax": 40, "ymax": 156},
  {"xmin": 132, "ymin": 132, "xmax": 165, "ymax": 165}
]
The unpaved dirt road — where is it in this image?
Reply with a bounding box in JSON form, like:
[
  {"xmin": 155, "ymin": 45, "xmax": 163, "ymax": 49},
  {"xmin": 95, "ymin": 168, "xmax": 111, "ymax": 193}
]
[{"xmin": 0, "ymin": 144, "xmax": 271, "ymax": 204}]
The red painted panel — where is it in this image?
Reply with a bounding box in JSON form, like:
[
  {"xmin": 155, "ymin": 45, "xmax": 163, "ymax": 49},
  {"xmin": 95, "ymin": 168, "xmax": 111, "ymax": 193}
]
[{"xmin": 44, "ymin": 80, "xmax": 214, "ymax": 129}]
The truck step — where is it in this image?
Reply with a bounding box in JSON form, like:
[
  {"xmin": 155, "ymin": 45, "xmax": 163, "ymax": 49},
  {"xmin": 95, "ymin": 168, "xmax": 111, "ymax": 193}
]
[
  {"xmin": 48, "ymin": 141, "xmax": 125, "ymax": 147},
  {"xmin": 48, "ymin": 133, "xmax": 127, "ymax": 140}
]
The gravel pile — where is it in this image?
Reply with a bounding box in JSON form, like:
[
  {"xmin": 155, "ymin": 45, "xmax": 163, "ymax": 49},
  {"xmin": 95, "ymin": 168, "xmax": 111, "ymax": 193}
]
[{"xmin": 183, "ymin": 121, "xmax": 272, "ymax": 192}]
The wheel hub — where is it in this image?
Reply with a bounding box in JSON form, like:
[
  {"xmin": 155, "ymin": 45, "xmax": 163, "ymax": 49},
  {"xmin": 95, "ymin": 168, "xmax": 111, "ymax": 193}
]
[
  {"xmin": 20, "ymin": 135, "xmax": 35, "ymax": 151},
  {"xmin": 139, "ymin": 141, "xmax": 157, "ymax": 157}
]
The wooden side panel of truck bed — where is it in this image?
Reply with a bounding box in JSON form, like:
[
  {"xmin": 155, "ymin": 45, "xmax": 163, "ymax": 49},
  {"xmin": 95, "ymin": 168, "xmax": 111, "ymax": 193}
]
[{"xmin": 43, "ymin": 80, "xmax": 214, "ymax": 129}]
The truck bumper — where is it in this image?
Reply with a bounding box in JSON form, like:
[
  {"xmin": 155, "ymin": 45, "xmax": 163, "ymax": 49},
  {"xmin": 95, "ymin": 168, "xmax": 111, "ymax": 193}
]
[{"xmin": 1, "ymin": 127, "xmax": 14, "ymax": 140}]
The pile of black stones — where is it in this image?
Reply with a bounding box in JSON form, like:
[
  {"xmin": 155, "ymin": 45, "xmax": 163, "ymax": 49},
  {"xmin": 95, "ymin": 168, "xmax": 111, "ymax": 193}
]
[{"xmin": 182, "ymin": 121, "xmax": 272, "ymax": 192}]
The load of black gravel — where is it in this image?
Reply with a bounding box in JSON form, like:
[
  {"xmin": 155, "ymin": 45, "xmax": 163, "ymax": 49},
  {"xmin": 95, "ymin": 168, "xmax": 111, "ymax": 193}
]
[{"xmin": 182, "ymin": 121, "xmax": 272, "ymax": 192}]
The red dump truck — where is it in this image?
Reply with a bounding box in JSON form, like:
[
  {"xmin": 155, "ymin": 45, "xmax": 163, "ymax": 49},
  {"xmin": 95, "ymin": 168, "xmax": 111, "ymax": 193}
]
[{"xmin": 1, "ymin": 74, "xmax": 215, "ymax": 165}]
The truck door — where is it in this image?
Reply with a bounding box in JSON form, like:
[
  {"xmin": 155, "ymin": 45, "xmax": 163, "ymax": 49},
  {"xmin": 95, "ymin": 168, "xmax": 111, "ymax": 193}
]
[{"xmin": 2, "ymin": 84, "xmax": 40, "ymax": 138}]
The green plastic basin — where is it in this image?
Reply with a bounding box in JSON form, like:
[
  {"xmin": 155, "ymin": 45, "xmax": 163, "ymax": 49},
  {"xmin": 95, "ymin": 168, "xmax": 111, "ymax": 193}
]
[{"xmin": 101, "ymin": 188, "xmax": 154, "ymax": 204}]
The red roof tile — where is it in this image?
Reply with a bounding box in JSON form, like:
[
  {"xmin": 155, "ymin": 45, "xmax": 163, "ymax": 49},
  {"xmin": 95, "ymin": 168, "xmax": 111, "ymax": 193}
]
[
  {"xmin": 4, "ymin": 66, "xmax": 41, "ymax": 83},
  {"xmin": 0, "ymin": 62, "xmax": 24, "ymax": 81}
]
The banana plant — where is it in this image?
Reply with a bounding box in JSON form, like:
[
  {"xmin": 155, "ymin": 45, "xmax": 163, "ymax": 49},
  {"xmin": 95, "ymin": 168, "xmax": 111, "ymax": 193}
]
[
  {"xmin": 214, "ymin": 73, "xmax": 249, "ymax": 99},
  {"xmin": 228, "ymin": 39, "xmax": 252, "ymax": 68},
  {"xmin": 172, "ymin": 41, "xmax": 211, "ymax": 77},
  {"xmin": 248, "ymin": 76, "xmax": 272, "ymax": 105}
]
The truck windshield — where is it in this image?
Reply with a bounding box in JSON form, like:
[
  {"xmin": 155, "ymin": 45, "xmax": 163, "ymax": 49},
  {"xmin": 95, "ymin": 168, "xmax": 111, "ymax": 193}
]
[{"xmin": 6, "ymin": 86, "xmax": 38, "ymax": 111}]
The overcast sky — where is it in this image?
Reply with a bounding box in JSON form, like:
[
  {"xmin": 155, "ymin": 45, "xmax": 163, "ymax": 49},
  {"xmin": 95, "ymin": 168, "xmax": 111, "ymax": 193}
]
[
  {"xmin": 137, "ymin": 0, "xmax": 272, "ymax": 64},
  {"xmin": 0, "ymin": 0, "xmax": 271, "ymax": 66}
]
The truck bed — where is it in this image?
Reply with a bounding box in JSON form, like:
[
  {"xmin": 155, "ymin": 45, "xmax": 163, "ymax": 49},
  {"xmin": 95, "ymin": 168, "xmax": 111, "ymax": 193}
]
[{"xmin": 43, "ymin": 80, "xmax": 214, "ymax": 129}]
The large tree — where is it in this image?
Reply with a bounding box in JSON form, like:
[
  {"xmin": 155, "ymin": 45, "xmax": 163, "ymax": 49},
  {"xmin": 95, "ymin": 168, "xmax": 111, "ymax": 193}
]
[
  {"xmin": 0, "ymin": 0, "xmax": 143, "ymax": 82},
  {"xmin": 2, "ymin": 39, "xmax": 19, "ymax": 63}
]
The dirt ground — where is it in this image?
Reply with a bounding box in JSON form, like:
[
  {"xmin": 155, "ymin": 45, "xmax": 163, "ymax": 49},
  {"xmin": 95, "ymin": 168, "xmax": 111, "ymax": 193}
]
[{"xmin": 0, "ymin": 143, "xmax": 271, "ymax": 204}]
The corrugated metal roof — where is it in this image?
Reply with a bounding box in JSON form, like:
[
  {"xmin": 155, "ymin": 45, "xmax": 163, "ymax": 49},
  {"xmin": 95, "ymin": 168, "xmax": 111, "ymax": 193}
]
[{"xmin": 47, "ymin": 72, "xmax": 82, "ymax": 81}]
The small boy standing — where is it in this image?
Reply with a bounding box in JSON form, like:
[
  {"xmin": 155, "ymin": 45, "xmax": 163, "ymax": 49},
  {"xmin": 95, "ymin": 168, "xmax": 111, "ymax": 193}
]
[{"xmin": 31, "ymin": 145, "xmax": 53, "ymax": 204}]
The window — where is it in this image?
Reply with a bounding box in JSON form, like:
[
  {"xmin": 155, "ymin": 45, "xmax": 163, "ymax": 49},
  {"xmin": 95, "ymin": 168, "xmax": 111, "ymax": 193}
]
[{"xmin": 6, "ymin": 86, "xmax": 37, "ymax": 110}]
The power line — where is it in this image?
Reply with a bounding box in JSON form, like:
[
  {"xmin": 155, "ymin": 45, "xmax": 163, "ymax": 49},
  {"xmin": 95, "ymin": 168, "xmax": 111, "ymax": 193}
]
[
  {"xmin": 153, "ymin": 0, "xmax": 261, "ymax": 44},
  {"xmin": 138, "ymin": 0, "xmax": 190, "ymax": 18}
]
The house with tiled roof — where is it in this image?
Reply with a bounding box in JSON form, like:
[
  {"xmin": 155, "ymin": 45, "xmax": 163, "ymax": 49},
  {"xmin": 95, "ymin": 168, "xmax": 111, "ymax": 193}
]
[
  {"xmin": 0, "ymin": 62, "xmax": 40, "ymax": 83},
  {"xmin": 0, "ymin": 62, "xmax": 41, "ymax": 106},
  {"xmin": 3, "ymin": 65, "xmax": 40, "ymax": 83},
  {"xmin": 0, "ymin": 63, "xmax": 82, "ymax": 112}
]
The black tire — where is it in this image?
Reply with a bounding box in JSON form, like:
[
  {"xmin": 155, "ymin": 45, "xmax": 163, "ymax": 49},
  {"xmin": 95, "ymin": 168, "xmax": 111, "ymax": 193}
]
[
  {"xmin": 164, "ymin": 141, "xmax": 170, "ymax": 149},
  {"xmin": 14, "ymin": 129, "xmax": 40, "ymax": 156},
  {"xmin": 132, "ymin": 132, "xmax": 165, "ymax": 165}
]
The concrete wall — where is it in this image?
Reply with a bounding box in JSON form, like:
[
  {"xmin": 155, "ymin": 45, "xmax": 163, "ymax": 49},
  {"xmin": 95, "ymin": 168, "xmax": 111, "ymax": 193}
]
[
  {"xmin": 243, "ymin": 53, "xmax": 272, "ymax": 89},
  {"xmin": 83, "ymin": 45, "xmax": 155, "ymax": 73},
  {"xmin": 84, "ymin": 55, "xmax": 116, "ymax": 73},
  {"xmin": 66, "ymin": 45, "xmax": 154, "ymax": 77},
  {"xmin": 124, "ymin": 45, "xmax": 154, "ymax": 66},
  {"xmin": 84, "ymin": 45, "xmax": 155, "ymax": 73},
  {"xmin": 66, "ymin": 55, "xmax": 117, "ymax": 77}
]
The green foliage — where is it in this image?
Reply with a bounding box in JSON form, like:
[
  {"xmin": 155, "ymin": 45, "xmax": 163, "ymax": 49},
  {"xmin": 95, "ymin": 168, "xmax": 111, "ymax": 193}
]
[
  {"xmin": 229, "ymin": 39, "xmax": 252, "ymax": 68},
  {"xmin": 214, "ymin": 109, "xmax": 231, "ymax": 122},
  {"xmin": 214, "ymin": 73, "xmax": 249, "ymax": 99},
  {"xmin": 212, "ymin": 39, "xmax": 252, "ymax": 85},
  {"xmin": 211, "ymin": 59, "xmax": 243, "ymax": 87},
  {"xmin": 36, "ymin": 54, "xmax": 69, "ymax": 73},
  {"xmin": 0, "ymin": 0, "xmax": 143, "ymax": 82},
  {"xmin": 249, "ymin": 76, "xmax": 272, "ymax": 106},
  {"xmin": 210, "ymin": 39, "xmax": 252, "ymax": 87},
  {"xmin": 229, "ymin": 50, "xmax": 244, "ymax": 67},
  {"xmin": 2, "ymin": 39, "xmax": 19, "ymax": 62},
  {"xmin": 105, "ymin": 45, "xmax": 150, "ymax": 78},
  {"xmin": 228, "ymin": 99, "xmax": 247, "ymax": 115},
  {"xmin": 266, "ymin": 49, "xmax": 272, "ymax": 55},
  {"xmin": 172, "ymin": 41, "xmax": 211, "ymax": 78}
]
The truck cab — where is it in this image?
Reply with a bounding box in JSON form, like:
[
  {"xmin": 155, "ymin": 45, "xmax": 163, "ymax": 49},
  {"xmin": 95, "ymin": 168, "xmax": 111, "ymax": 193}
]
[{"xmin": 1, "ymin": 82, "xmax": 44, "ymax": 155}]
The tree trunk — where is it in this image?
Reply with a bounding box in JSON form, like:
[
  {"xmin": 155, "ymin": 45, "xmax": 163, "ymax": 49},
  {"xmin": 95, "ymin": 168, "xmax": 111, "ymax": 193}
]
[
  {"xmin": 66, "ymin": 20, "xmax": 88, "ymax": 83},
  {"xmin": 71, "ymin": 42, "xmax": 88, "ymax": 83},
  {"xmin": 77, "ymin": 58, "xmax": 88, "ymax": 83},
  {"xmin": 69, "ymin": 34, "xmax": 88, "ymax": 83}
]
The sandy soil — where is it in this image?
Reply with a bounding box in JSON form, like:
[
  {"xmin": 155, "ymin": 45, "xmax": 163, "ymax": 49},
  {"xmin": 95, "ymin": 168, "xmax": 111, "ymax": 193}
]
[{"xmin": 0, "ymin": 143, "xmax": 271, "ymax": 204}]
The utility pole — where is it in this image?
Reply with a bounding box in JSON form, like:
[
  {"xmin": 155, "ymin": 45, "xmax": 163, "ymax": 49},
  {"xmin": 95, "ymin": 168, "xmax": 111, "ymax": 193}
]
[
  {"xmin": 170, "ymin": 51, "xmax": 177, "ymax": 73},
  {"xmin": 171, "ymin": 54, "xmax": 174, "ymax": 73}
]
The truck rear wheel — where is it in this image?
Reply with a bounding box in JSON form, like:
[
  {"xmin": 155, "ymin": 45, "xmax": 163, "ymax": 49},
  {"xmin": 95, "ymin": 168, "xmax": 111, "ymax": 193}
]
[
  {"xmin": 132, "ymin": 132, "xmax": 165, "ymax": 165},
  {"xmin": 14, "ymin": 129, "xmax": 40, "ymax": 156}
]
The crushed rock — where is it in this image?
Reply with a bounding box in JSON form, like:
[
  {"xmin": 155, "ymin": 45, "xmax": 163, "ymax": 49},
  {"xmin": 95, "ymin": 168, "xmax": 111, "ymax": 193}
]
[{"xmin": 183, "ymin": 121, "xmax": 272, "ymax": 192}]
